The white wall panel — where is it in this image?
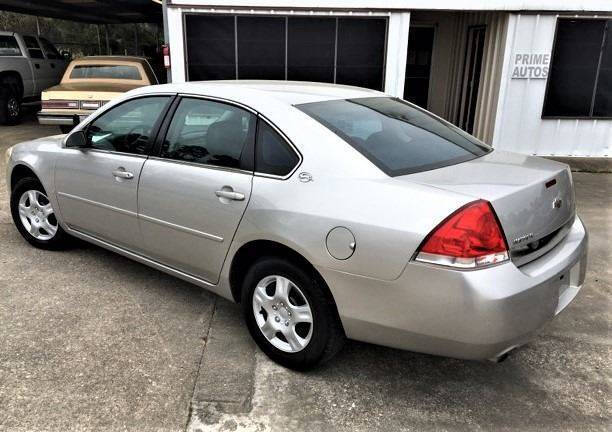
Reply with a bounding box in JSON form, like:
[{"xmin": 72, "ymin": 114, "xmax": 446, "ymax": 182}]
[{"xmin": 492, "ymin": 14, "xmax": 611, "ymax": 157}]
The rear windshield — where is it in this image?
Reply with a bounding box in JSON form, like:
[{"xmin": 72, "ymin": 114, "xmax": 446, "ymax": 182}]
[
  {"xmin": 297, "ymin": 97, "xmax": 491, "ymax": 176},
  {"xmin": 0, "ymin": 35, "xmax": 21, "ymax": 56},
  {"xmin": 70, "ymin": 64, "xmax": 141, "ymax": 80}
]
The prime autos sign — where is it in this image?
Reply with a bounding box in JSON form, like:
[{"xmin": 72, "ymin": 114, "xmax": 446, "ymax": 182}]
[{"xmin": 511, "ymin": 53, "xmax": 551, "ymax": 79}]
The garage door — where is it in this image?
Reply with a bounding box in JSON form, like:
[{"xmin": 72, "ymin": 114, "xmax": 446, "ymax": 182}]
[{"xmin": 184, "ymin": 14, "xmax": 387, "ymax": 91}]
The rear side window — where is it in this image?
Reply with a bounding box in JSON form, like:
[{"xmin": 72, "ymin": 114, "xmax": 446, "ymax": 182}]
[
  {"xmin": 297, "ymin": 97, "xmax": 491, "ymax": 176},
  {"xmin": 70, "ymin": 64, "xmax": 142, "ymax": 80},
  {"xmin": 0, "ymin": 35, "xmax": 21, "ymax": 56},
  {"xmin": 23, "ymin": 36, "xmax": 44, "ymax": 59},
  {"xmin": 161, "ymin": 97, "xmax": 256, "ymax": 170},
  {"xmin": 255, "ymin": 121, "xmax": 299, "ymax": 177},
  {"xmin": 39, "ymin": 38, "xmax": 61, "ymax": 59}
]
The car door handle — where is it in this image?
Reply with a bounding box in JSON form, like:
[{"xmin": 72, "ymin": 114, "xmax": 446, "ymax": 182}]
[
  {"xmin": 112, "ymin": 169, "xmax": 134, "ymax": 179},
  {"xmin": 215, "ymin": 190, "xmax": 245, "ymax": 201}
]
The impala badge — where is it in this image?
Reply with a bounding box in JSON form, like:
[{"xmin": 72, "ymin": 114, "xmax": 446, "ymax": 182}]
[
  {"xmin": 552, "ymin": 197, "xmax": 563, "ymax": 209},
  {"xmin": 512, "ymin": 232, "xmax": 534, "ymax": 245},
  {"xmin": 298, "ymin": 172, "xmax": 313, "ymax": 183}
]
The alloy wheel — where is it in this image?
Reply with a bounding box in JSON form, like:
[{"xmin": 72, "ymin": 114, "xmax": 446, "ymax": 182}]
[
  {"xmin": 7, "ymin": 96, "xmax": 19, "ymax": 118},
  {"xmin": 18, "ymin": 190, "xmax": 58, "ymax": 241},
  {"xmin": 252, "ymin": 275, "xmax": 314, "ymax": 353}
]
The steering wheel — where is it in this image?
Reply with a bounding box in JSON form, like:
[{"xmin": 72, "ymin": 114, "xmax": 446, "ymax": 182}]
[{"xmin": 122, "ymin": 125, "xmax": 148, "ymax": 152}]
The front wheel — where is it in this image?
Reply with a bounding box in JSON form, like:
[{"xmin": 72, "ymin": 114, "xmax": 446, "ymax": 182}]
[
  {"xmin": 10, "ymin": 177, "xmax": 70, "ymax": 250},
  {"xmin": 242, "ymin": 257, "xmax": 345, "ymax": 370}
]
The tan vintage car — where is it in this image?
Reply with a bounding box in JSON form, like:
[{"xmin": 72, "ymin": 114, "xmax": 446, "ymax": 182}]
[{"xmin": 37, "ymin": 56, "xmax": 157, "ymax": 133}]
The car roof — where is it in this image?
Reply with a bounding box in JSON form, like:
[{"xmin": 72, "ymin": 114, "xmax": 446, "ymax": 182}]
[{"xmin": 132, "ymin": 80, "xmax": 386, "ymax": 106}]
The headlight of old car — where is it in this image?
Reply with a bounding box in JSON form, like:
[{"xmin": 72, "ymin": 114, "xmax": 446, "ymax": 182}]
[{"xmin": 4, "ymin": 145, "xmax": 14, "ymax": 164}]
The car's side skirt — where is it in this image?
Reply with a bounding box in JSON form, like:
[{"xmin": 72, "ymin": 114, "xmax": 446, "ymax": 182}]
[{"xmin": 66, "ymin": 226, "xmax": 219, "ymax": 291}]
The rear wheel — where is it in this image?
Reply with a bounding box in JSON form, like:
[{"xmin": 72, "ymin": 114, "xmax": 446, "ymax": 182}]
[
  {"xmin": 10, "ymin": 177, "xmax": 70, "ymax": 249},
  {"xmin": 242, "ymin": 257, "xmax": 345, "ymax": 370},
  {"xmin": 0, "ymin": 85, "xmax": 21, "ymax": 125}
]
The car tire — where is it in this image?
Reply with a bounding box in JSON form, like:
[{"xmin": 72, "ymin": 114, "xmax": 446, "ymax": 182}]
[
  {"xmin": 59, "ymin": 125, "xmax": 73, "ymax": 134},
  {"xmin": 242, "ymin": 256, "xmax": 345, "ymax": 370},
  {"xmin": 10, "ymin": 177, "xmax": 70, "ymax": 250},
  {"xmin": 0, "ymin": 85, "xmax": 22, "ymax": 126}
]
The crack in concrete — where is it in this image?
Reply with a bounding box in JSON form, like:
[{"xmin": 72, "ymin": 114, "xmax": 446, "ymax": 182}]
[
  {"xmin": 184, "ymin": 297, "xmax": 218, "ymax": 432},
  {"xmin": 186, "ymin": 300, "xmax": 258, "ymax": 431}
]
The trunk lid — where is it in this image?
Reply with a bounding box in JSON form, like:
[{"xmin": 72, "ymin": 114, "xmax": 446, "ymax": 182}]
[
  {"xmin": 401, "ymin": 150, "xmax": 575, "ymax": 266},
  {"xmin": 42, "ymin": 82, "xmax": 142, "ymax": 102}
]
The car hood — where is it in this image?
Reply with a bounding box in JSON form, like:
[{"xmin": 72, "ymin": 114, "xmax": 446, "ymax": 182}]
[{"xmin": 398, "ymin": 150, "xmax": 575, "ymax": 262}]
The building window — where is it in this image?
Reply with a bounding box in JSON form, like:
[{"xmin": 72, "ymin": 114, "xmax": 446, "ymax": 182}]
[
  {"xmin": 543, "ymin": 18, "xmax": 612, "ymax": 118},
  {"xmin": 287, "ymin": 17, "xmax": 336, "ymax": 83},
  {"xmin": 335, "ymin": 18, "xmax": 386, "ymax": 90},
  {"xmin": 237, "ymin": 16, "xmax": 286, "ymax": 80},
  {"xmin": 185, "ymin": 15, "xmax": 236, "ymax": 81},
  {"xmin": 184, "ymin": 14, "xmax": 387, "ymax": 91}
]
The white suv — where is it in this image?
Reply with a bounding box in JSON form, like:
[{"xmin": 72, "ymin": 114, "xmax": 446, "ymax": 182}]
[{"xmin": 0, "ymin": 31, "xmax": 67, "ymax": 124}]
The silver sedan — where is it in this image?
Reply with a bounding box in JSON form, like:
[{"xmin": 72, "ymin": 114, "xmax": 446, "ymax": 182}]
[{"xmin": 5, "ymin": 81, "xmax": 588, "ymax": 370}]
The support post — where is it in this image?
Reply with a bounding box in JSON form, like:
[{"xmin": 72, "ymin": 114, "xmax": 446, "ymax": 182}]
[
  {"xmin": 104, "ymin": 24, "xmax": 110, "ymax": 55},
  {"xmin": 134, "ymin": 23, "xmax": 139, "ymax": 56},
  {"xmin": 384, "ymin": 12, "xmax": 411, "ymax": 98},
  {"xmin": 96, "ymin": 25, "xmax": 102, "ymax": 55},
  {"xmin": 163, "ymin": 0, "xmax": 172, "ymax": 82}
]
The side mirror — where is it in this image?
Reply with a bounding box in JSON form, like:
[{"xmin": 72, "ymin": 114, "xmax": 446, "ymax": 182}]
[{"xmin": 65, "ymin": 130, "xmax": 87, "ymax": 148}]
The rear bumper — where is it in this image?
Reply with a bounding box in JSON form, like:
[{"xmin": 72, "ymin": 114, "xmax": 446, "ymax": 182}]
[
  {"xmin": 37, "ymin": 110, "xmax": 93, "ymax": 126},
  {"xmin": 318, "ymin": 216, "xmax": 588, "ymax": 360}
]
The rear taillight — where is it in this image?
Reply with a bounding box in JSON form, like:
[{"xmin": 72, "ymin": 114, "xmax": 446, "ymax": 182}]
[
  {"xmin": 80, "ymin": 100, "xmax": 108, "ymax": 110},
  {"xmin": 42, "ymin": 100, "xmax": 78, "ymax": 109},
  {"xmin": 415, "ymin": 200, "xmax": 509, "ymax": 269}
]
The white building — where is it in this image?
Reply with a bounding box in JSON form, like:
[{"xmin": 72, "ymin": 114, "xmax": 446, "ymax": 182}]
[{"xmin": 164, "ymin": 1, "xmax": 612, "ymax": 158}]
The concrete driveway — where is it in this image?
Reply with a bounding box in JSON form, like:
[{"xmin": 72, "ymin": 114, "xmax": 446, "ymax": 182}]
[{"xmin": 1, "ymin": 112, "xmax": 610, "ymax": 431}]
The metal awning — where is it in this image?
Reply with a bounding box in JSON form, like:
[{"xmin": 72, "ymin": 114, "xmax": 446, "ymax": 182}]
[{"xmin": 0, "ymin": 0, "xmax": 162, "ymax": 24}]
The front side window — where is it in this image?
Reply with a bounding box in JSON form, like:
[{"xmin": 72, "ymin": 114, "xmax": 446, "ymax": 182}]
[
  {"xmin": 86, "ymin": 96, "xmax": 169, "ymax": 155},
  {"xmin": 543, "ymin": 18, "xmax": 612, "ymax": 118},
  {"xmin": 0, "ymin": 35, "xmax": 21, "ymax": 56},
  {"xmin": 70, "ymin": 64, "xmax": 142, "ymax": 80},
  {"xmin": 39, "ymin": 38, "xmax": 61, "ymax": 59},
  {"xmin": 160, "ymin": 98, "xmax": 256, "ymax": 170},
  {"xmin": 298, "ymin": 97, "xmax": 491, "ymax": 177},
  {"xmin": 23, "ymin": 36, "xmax": 44, "ymax": 59},
  {"xmin": 255, "ymin": 121, "xmax": 299, "ymax": 176}
]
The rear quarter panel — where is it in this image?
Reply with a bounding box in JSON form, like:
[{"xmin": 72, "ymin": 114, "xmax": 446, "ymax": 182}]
[
  {"xmin": 230, "ymin": 174, "xmax": 472, "ymax": 282},
  {"xmin": 221, "ymin": 107, "xmax": 473, "ymax": 283}
]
